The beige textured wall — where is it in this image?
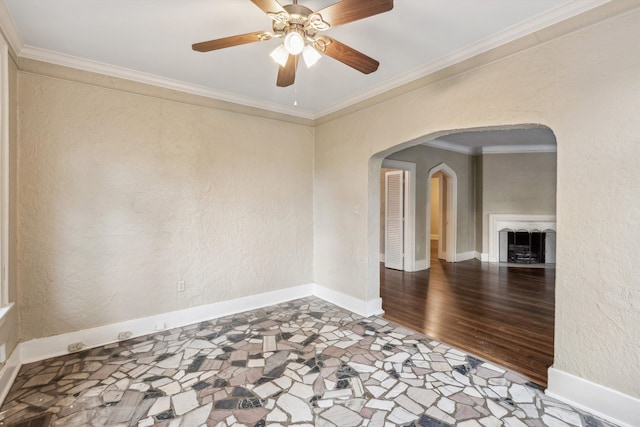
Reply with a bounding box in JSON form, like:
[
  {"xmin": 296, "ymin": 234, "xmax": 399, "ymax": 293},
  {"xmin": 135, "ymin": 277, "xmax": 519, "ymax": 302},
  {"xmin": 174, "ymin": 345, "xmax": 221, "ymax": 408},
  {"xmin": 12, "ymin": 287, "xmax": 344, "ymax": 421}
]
[
  {"xmin": 480, "ymin": 152, "xmax": 557, "ymax": 253},
  {"xmin": 17, "ymin": 73, "xmax": 314, "ymax": 340},
  {"xmin": 314, "ymin": 8, "xmax": 640, "ymax": 398}
]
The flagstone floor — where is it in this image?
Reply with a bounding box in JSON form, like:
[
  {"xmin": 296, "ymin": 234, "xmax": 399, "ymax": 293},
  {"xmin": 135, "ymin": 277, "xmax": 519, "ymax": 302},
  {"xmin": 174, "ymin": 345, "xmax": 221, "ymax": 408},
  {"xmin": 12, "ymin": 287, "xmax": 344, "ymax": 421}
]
[{"xmin": 0, "ymin": 297, "xmax": 616, "ymax": 427}]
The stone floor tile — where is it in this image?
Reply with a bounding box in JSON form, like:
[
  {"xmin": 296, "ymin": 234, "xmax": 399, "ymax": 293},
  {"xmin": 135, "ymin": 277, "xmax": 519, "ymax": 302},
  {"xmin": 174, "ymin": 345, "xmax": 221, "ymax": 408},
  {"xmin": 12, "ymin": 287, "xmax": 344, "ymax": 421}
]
[
  {"xmin": 0, "ymin": 297, "xmax": 619, "ymax": 427},
  {"xmin": 172, "ymin": 389, "xmax": 200, "ymax": 416},
  {"xmin": 276, "ymin": 392, "xmax": 313, "ymax": 423},
  {"xmin": 320, "ymin": 404, "xmax": 363, "ymax": 426}
]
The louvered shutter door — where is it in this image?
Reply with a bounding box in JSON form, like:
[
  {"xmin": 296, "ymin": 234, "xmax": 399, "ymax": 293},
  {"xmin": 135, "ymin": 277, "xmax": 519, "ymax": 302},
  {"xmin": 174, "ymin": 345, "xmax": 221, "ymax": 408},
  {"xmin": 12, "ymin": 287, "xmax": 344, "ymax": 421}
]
[{"xmin": 385, "ymin": 170, "xmax": 404, "ymax": 270}]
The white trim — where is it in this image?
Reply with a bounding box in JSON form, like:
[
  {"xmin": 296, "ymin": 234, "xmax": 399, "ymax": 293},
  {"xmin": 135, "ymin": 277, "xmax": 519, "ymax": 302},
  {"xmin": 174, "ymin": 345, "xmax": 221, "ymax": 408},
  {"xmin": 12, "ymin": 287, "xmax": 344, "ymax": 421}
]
[
  {"xmin": 4, "ymin": 284, "xmax": 638, "ymax": 427},
  {"xmin": 423, "ymin": 139, "xmax": 557, "ymax": 156},
  {"xmin": 384, "ymin": 170, "xmax": 405, "ymax": 270},
  {"xmin": 437, "ymin": 176, "xmax": 446, "ymax": 260},
  {"xmin": 18, "ymin": 284, "xmax": 312, "ymax": 364},
  {"xmin": 1, "ymin": 2, "xmax": 607, "ymax": 120},
  {"xmin": 18, "ymin": 46, "xmax": 315, "ymax": 120},
  {"xmin": 379, "ymin": 253, "xmax": 385, "ymax": 263},
  {"xmin": 0, "ymin": 30, "xmax": 8, "ymax": 306},
  {"xmin": 315, "ymin": 0, "xmax": 611, "ymax": 118},
  {"xmin": 480, "ymin": 252, "xmax": 489, "ymax": 262},
  {"xmin": 382, "ymin": 159, "xmax": 417, "ymax": 272},
  {"xmin": 481, "ymin": 144, "xmax": 557, "ymax": 154},
  {"xmin": 423, "ymin": 139, "xmax": 475, "ymax": 155},
  {"xmin": 0, "ymin": 1, "xmax": 23, "ymax": 55},
  {"xmin": 313, "ymin": 284, "xmax": 383, "ymax": 318},
  {"xmin": 488, "ymin": 214, "xmax": 556, "ymax": 263},
  {"xmin": 547, "ymin": 367, "xmax": 640, "ymax": 427},
  {"xmin": 427, "ymin": 163, "xmax": 458, "ymax": 266},
  {"xmin": 455, "ymin": 251, "xmax": 476, "ymax": 262},
  {"xmin": 0, "ymin": 342, "xmax": 20, "ymax": 405},
  {"xmin": 414, "ymin": 259, "xmax": 428, "ymax": 272},
  {"xmin": 0, "ymin": 302, "xmax": 13, "ymax": 330},
  {"xmin": 15, "ymin": 283, "xmax": 383, "ymax": 364},
  {"xmin": 0, "ymin": 282, "xmax": 384, "ymax": 404}
]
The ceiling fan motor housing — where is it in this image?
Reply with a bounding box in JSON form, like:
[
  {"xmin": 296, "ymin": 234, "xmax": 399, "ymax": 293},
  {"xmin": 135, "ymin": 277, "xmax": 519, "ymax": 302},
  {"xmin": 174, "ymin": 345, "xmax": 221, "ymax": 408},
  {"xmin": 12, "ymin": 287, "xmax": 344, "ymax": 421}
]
[
  {"xmin": 192, "ymin": 0, "xmax": 393, "ymax": 87},
  {"xmin": 273, "ymin": 4, "xmax": 321, "ymax": 40}
]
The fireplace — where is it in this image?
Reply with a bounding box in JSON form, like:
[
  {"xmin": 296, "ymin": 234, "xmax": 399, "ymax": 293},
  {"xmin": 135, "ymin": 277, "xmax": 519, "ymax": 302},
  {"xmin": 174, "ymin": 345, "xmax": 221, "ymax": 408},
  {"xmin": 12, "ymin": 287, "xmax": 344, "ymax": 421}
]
[
  {"xmin": 499, "ymin": 229, "xmax": 555, "ymax": 264},
  {"xmin": 488, "ymin": 214, "xmax": 556, "ymax": 264}
]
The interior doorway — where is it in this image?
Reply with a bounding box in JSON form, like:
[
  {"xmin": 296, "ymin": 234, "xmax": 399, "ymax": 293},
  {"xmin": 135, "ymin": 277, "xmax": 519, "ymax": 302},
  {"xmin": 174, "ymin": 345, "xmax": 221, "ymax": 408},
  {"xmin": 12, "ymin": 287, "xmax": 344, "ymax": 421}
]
[
  {"xmin": 380, "ymin": 159, "xmax": 416, "ymax": 272},
  {"xmin": 373, "ymin": 126, "xmax": 558, "ymax": 386},
  {"xmin": 430, "ymin": 173, "xmax": 444, "ymax": 259},
  {"xmin": 384, "ymin": 169, "xmax": 405, "ymax": 270},
  {"xmin": 426, "ymin": 163, "xmax": 457, "ymax": 267}
]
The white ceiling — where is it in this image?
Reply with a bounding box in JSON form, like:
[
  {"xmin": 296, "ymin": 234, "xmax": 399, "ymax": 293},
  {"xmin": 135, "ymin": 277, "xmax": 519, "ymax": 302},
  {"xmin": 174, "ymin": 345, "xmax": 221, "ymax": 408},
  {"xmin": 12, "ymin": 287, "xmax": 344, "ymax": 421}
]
[{"xmin": 2, "ymin": 0, "xmax": 608, "ymax": 119}]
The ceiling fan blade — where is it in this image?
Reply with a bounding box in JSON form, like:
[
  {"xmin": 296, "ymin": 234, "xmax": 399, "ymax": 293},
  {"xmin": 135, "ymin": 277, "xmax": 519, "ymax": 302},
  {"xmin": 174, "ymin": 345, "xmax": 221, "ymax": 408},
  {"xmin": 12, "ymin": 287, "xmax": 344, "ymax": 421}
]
[
  {"xmin": 277, "ymin": 54, "xmax": 298, "ymax": 87},
  {"xmin": 192, "ymin": 31, "xmax": 267, "ymax": 52},
  {"xmin": 251, "ymin": 0, "xmax": 286, "ymax": 14},
  {"xmin": 320, "ymin": 37, "xmax": 379, "ymax": 74},
  {"xmin": 316, "ymin": 0, "xmax": 393, "ymax": 28}
]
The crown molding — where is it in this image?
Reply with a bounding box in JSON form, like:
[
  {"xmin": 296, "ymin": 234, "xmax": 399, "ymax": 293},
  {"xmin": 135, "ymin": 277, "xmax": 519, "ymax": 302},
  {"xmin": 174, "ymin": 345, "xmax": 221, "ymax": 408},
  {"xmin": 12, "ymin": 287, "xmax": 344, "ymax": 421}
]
[
  {"xmin": 481, "ymin": 144, "xmax": 557, "ymax": 154},
  {"xmin": 423, "ymin": 140, "xmax": 557, "ymax": 155},
  {"xmin": 314, "ymin": 0, "xmax": 612, "ymax": 118},
  {"xmin": 423, "ymin": 139, "xmax": 476, "ymax": 155},
  {"xmin": 18, "ymin": 45, "xmax": 316, "ymax": 120},
  {"xmin": 2, "ymin": 0, "xmax": 611, "ymax": 120},
  {"xmin": 0, "ymin": 1, "xmax": 23, "ymax": 55}
]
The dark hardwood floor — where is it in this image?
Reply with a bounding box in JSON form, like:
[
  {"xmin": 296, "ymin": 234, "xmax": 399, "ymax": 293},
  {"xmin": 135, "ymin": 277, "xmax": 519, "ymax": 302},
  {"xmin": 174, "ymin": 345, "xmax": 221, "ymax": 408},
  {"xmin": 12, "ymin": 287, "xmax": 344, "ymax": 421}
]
[{"xmin": 380, "ymin": 241, "xmax": 555, "ymax": 387}]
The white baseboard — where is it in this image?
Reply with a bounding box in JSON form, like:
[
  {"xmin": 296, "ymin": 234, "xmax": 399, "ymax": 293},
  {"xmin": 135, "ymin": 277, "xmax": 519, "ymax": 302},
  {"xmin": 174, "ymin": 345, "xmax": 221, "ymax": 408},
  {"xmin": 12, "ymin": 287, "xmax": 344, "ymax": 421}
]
[
  {"xmin": 547, "ymin": 367, "xmax": 640, "ymax": 427},
  {"xmin": 312, "ymin": 284, "xmax": 383, "ymax": 317},
  {"xmin": 18, "ymin": 284, "xmax": 315, "ymax": 365},
  {"xmin": 5, "ymin": 287, "xmax": 639, "ymax": 427},
  {"xmin": 0, "ymin": 343, "xmax": 21, "ymax": 406},
  {"xmin": 455, "ymin": 251, "xmax": 476, "ymax": 262},
  {"xmin": 379, "ymin": 253, "xmax": 385, "ymax": 262},
  {"xmin": 414, "ymin": 259, "xmax": 428, "ymax": 271},
  {"xmin": 480, "ymin": 252, "xmax": 489, "ymax": 262},
  {"xmin": 0, "ymin": 282, "xmax": 384, "ymax": 406}
]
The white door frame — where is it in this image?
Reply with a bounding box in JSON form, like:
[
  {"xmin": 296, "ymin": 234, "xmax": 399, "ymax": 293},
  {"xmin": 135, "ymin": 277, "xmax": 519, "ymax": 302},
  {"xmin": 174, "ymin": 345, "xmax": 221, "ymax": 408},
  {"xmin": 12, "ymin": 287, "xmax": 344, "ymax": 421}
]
[
  {"xmin": 382, "ymin": 159, "xmax": 416, "ymax": 272},
  {"xmin": 384, "ymin": 170, "xmax": 404, "ymax": 270},
  {"xmin": 426, "ymin": 163, "xmax": 457, "ymax": 267},
  {"xmin": 0, "ymin": 32, "xmax": 8, "ymax": 305},
  {"xmin": 437, "ymin": 174, "xmax": 447, "ymax": 260}
]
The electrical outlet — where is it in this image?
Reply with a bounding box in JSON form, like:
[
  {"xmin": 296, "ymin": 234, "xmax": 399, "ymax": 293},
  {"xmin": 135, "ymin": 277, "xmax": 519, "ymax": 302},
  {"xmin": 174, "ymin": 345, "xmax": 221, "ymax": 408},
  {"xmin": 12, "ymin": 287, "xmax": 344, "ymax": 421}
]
[
  {"xmin": 177, "ymin": 280, "xmax": 185, "ymax": 292},
  {"xmin": 118, "ymin": 331, "xmax": 133, "ymax": 340},
  {"xmin": 68, "ymin": 342, "xmax": 84, "ymax": 352}
]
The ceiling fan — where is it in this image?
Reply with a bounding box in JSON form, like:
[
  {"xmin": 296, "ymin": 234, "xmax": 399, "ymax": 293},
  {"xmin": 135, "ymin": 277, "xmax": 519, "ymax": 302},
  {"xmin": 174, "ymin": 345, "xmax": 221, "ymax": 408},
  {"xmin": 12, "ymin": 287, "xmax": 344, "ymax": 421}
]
[{"xmin": 192, "ymin": 0, "xmax": 394, "ymax": 87}]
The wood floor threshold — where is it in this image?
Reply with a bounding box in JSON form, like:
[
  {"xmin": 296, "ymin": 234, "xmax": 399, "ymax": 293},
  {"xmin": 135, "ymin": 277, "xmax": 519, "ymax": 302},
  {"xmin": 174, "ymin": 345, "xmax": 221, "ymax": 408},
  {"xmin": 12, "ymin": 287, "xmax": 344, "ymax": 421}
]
[{"xmin": 380, "ymin": 248, "xmax": 555, "ymax": 387}]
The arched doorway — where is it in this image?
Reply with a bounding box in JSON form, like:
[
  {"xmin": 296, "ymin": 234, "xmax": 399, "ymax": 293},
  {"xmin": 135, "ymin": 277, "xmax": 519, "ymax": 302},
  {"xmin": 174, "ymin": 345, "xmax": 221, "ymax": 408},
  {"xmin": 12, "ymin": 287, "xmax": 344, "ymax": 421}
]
[
  {"xmin": 375, "ymin": 125, "xmax": 557, "ymax": 386},
  {"xmin": 426, "ymin": 162, "xmax": 457, "ymax": 267}
]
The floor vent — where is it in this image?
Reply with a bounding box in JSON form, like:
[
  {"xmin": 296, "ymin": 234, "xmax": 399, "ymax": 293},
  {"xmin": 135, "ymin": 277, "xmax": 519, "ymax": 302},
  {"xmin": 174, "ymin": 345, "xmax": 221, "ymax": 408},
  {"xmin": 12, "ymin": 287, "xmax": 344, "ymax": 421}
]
[{"xmin": 5, "ymin": 414, "xmax": 51, "ymax": 427}]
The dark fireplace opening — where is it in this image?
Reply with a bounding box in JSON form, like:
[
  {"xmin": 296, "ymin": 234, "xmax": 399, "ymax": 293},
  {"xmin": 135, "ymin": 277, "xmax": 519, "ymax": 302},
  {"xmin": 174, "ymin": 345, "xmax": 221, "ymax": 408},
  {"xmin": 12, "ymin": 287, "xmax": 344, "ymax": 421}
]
[
  {"xmin": 508, "ymin": 230, "xmax": 545, "ymax": 264},
  {"xmin": 498, "ymin": 226, "xmax": 555, "ymax": 265}
]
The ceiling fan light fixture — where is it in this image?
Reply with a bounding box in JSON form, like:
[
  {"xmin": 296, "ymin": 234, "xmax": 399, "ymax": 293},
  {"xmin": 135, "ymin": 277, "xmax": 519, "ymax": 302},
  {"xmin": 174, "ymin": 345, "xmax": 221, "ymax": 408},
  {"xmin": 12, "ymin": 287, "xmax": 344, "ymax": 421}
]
[
  {"xmin": 302, "ymin": 45, "xmax": 321, "ymax": 67},
  {"xmin": 269, "ymin": 44, "xmax": 289, "ymax": 67},
  {"xmin": 283, "ymin": 31, "xmax": 305, "ymax": 55},
  {"xmin": 192, "ymin": 0, "xmax": 394, "ymax": 87}
]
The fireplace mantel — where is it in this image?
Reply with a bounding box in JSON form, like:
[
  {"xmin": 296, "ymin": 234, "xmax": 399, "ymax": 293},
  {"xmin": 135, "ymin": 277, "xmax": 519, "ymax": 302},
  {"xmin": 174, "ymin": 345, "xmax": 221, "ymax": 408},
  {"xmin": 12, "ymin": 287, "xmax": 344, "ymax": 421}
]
[{"xmin": 488, "ymin": 214, "xmax": 556, "ymax": 263}]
